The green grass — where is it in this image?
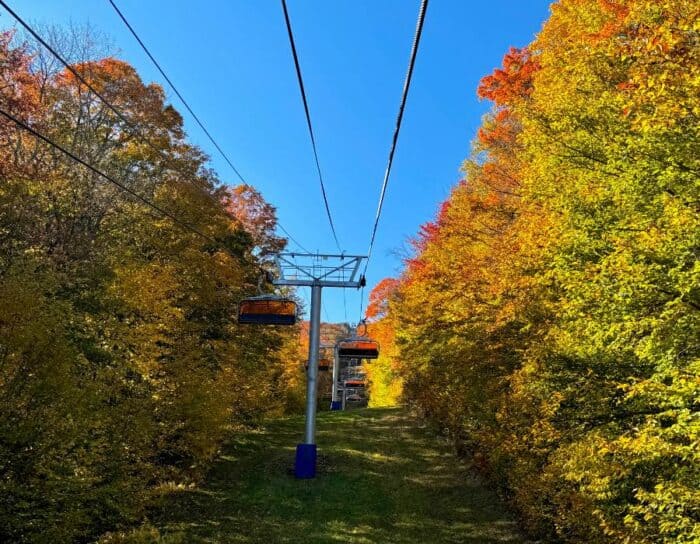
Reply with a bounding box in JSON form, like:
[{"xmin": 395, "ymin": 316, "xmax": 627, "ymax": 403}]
[{"xmin": 152, "ymin": 408, "xmax": 531, "ymax": 543}]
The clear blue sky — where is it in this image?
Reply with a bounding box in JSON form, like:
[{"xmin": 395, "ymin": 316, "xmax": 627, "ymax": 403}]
[{"xmin": 8, "ymin": 0, "xmax": 551, "ymax": 323}]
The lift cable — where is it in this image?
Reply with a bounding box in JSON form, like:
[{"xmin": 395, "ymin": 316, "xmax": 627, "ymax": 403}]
[
  {"xmin": 280, "ymin": 0, "xmax": 342, "ymax": 252},
  {"xmin": 4, "ymin": 107, "xmax": 313, "ymax": 300},
  {"xmin": 0, "ymin": 0, "xmax": 166, "ymax": 159},
  {"xmin": 363, "ymin": 0, "xmax": 428, "ymax": 274},
  {"xmin": 0, "ymin": 0, "xmax": 309, "ymax": 256},
  {"xmin": 0, "ymin": 0, "xmax": 311, "ymax": 256},
  {"xmin": 107, "ymin": 0, "xmax": 310, "ymax": 255},
  {"xmin": 106, "ymin": 0, "xmax": 308, "ymax": 253},
  {"xmin": 108, "ymin": 0, "xmax": 246, "ymax": 183},
  {"xmin": 359, "ymin": 284, "xmax": 366, "ymax": 323},
  {"xmin": 277, "ymin": 223, "xmax": 312, "ymax": 254},
  {"xmin": 357, "ymin": 0, "xmax": 428, "ymax": 322},
  {"xmin": 1, "ymin": 0, "xmax": 218, "ymax": 206},
  {"xmin": 0, "ymin": 106, "xmax": 220, "ymax": 245}
]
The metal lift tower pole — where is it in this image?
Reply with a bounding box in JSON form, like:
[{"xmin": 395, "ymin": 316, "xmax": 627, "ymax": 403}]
[
  {"xmin": 330, "ymin": 346, "xmax": 342, "ymax": 410},
  {"xmin": 273, "ymin": 253, "xmax": 366, "ymax": 478},
  {"xmin": 305, "ymin": 282, "xmax": 322, "ymax": 443}
]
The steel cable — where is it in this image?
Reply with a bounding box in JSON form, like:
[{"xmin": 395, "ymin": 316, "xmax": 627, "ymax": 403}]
[{"xmin": 280, "ymin": 0, "xmax": 342, "ymax": 252}]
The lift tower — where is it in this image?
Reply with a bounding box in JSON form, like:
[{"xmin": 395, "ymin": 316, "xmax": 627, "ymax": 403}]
[{"xmin": 273, "ymin": 252, "xmax": 366, "ymax": 478}]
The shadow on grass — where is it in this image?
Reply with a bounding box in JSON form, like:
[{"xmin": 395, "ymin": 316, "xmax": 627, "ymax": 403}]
[{"xmin": 154, "ymin": 408, "xmax": 533, "ymax": 544}]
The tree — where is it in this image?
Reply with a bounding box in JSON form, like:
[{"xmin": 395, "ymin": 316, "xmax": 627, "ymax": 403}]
[
  {"xmin": 384, "ymin": 1, "xmax": 699, "ymax": 542},
  {"xmin": 224, "ymin": 184, "xmax": 286, "ymax": 256},
  {"xmin": 0, "ymin": 28, "xmax": 303, "ymax": 542}
]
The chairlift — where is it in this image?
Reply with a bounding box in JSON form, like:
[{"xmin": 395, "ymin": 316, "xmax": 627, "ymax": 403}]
[
  {"xmin": 336, "ymin": 337, "xmax": 379, "ymax": 359},
  {"xmin": 238, "ymin": 295, "xmax": 297, "ymax": 325}
]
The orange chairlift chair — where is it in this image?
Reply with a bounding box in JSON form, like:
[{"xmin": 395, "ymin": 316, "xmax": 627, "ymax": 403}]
[
  {"xmin": 336, "ymin": 337, "xmax": 380, "ymax": 359},
  {"xmin": 238, "ymin": 295, "xmax": 297, "ymax": 326}
]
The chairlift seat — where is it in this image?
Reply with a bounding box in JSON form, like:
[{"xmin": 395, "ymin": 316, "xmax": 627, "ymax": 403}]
[
  {"xmin": 336, "ymin": 337, "xmax": 379, "ymax": 359},
  {"xmin": 238, "ymin": 296, "xmax": 297, "ymax": 325}
]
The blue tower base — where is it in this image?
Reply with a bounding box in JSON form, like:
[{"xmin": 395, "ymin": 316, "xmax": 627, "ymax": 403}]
[
  {"xmin": 294, "ymin": 443, "xmax": 317, "ymax": 479},
  {"xmin": 330, "ymin": 401, "xmax": 342, "ymax": 411}
]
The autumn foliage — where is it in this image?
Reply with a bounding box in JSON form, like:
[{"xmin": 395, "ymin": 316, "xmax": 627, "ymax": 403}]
[
  {"xmin": 374, "ymin": 1, "xmax": 699, "ymax": 542},
  {"xmin": 0, "ymin": 29, "xmax": 303, "ymax": 542},
  {"xmin": 364, "ymin": 279, "xmax": 402, "ymax": 407}
]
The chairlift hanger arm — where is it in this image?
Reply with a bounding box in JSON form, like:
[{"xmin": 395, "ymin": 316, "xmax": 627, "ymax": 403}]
[
  {"xmin": 278, "ymin": 253, "xmax": 366, "ymax": 259},
  {"xmin": 273, "ymin": 279, "xmax": 363, "ymax": 288},
  {"xmin": 273, "ymin": 252, "xmax": 367, "ymax": 288}
]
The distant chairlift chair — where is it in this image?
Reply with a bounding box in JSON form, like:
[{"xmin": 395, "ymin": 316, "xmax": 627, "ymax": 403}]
[{"xmin": 336, "ymin": 337, "xmax": 380, "ymax": 359}]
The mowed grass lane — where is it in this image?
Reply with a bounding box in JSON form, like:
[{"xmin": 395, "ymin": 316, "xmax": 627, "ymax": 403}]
[{"xmin": 153, "ymin": 408, "xmax": 530, "ymax": 543}]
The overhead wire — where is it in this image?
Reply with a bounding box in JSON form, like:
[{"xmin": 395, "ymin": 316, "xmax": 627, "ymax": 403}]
[
  {"xmin": 363, "ymin": 0, "xmax": 428, "ymax": 273},
  {"xmin": 0, "ymin": 0, "xmax": 311, "ymax": 258},
  {"xmin": 0, "ymin": 106, "xmax": 219, "ymax": 246},
  {"xmin": 0, "ymin": 0, "xmax": 165, "ymax": 158},
  {"xmin": 280, "ymin": 0, "xmax": 342, "ymax": 252},
  {"xmin": 6, "ymin": 0, "xmax": 426, "ymax": 321},
  {"xmin": 358, "ymin": 0, "xmax": 428, "ymax": 322},
  {"xmin": 277, "ymin": 222, "xmax": 312, "ymax": 254},
  {"xmin": 359, "ymin": 285, "xmax": 365, "ymax": 323},
  {"xmin": 0, "ymin": 0, "xmax": 214, "ymax": 221},
  {"xmin": 106, "ymin": 0, "xmax": 310, "ymax": 255},
  {"xmin": 107, "ymin": 0, "xmax": 246, "ymax": 184},
  {"xmin": 0, "ymin": 103, "xmax": 305, "ymax": 304},
  {"xmin": 0, "ymin": 0, "xmax": 230, "ymax": 216}
]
